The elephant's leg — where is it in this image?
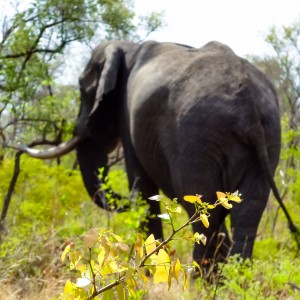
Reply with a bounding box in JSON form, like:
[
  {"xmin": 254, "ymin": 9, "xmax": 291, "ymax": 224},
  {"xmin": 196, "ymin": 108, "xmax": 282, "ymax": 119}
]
[
  {"xmin": 135, "ymin": 174, "xmax": 163, "ymax": 240},
  {"xmin": 189, "ymin": 203, "xmax": 228, "ymax": 262},
  {"xmin": 230, "ymin": 169, "xmax": 270, "ymax": 258},
  {"xmin": 123, "ymin": 143, "xmax": 163, "ymax": 239},
  {"xmin": 173, "ymin": 162, "xmax": 229, "ymax": 264},
  {"xmin": 186, "ymin": 203, "xmax": 227, "ymax": 280}
]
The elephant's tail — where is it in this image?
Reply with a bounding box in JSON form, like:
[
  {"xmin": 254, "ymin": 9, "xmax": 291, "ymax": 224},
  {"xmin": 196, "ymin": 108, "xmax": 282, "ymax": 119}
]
[{"xmin": 253, "ymin": 130, "xmax": 300, "ymax": 248}]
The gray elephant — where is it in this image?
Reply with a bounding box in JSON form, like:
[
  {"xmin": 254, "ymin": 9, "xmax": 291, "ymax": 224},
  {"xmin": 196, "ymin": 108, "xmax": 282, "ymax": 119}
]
[{"xmin": 20, "ymin": 40, "xmax": 283, "ymax": 264}]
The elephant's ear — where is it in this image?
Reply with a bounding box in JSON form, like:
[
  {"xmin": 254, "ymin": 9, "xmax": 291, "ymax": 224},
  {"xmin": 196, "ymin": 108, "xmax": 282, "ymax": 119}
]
[{"xmin": 90, "ymin": 44, "xmax": 122, "ymax": 116}]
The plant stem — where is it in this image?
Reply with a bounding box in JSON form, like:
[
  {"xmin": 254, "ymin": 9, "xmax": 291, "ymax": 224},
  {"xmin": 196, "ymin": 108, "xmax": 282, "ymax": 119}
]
[{"xmin": 139, "ymin": 212, "xmax": 198, "ymax": 268}]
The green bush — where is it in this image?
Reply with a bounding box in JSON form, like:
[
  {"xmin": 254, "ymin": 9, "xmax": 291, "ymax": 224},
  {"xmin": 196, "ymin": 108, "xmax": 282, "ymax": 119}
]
[{"xmin": 0, "ymin": 151, "xmax": 300, "ymax": 299}]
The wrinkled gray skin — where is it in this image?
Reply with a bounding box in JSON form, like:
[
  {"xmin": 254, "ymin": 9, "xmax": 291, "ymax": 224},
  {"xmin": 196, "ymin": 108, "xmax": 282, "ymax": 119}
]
[
  {"xmin": 75, "ymin": 40, "xmax": 281, "ymax": 262},
  {"xmin": 30, "ymin": 40, "xmax": 283, "ymax": 262}
]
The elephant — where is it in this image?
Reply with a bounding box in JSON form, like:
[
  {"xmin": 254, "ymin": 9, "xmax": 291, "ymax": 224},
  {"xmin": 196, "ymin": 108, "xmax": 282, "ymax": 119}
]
[{"xmin": 20, "ymin": 40, "xmax": 286, "ymax": 265}]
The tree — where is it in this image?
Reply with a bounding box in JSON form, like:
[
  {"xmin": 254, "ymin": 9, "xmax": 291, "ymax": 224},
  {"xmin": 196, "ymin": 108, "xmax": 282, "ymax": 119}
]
[
  {"xmin": 0, "ymin": 0, "xmax": 164, "ymax": 228},
  {"xmin": 250, "ymin": 19, "xmax": 300, "ymax": 204},
  {"xmin": 251, "ymin": 19, "xmax": 300, "ymax": 130},
  {"xmin": 0, "ymin": 0, "xmax": 164, "ymax": 152}
]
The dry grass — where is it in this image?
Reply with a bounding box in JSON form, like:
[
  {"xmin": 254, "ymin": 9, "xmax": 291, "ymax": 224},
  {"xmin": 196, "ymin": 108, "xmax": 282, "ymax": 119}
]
[
  {"xmin": 1, "ymin": 176, "xmax": 299, "ymax": 299},
  {"xmin": 0, "ymin": 278, "xmax": 65, "ymax": 300}
]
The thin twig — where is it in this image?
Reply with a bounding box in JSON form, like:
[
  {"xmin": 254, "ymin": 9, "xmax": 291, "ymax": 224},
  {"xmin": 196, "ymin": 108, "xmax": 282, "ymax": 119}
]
[{"xmin": 139, "ymin": 212, "xmax": 198, "ymax": 268}]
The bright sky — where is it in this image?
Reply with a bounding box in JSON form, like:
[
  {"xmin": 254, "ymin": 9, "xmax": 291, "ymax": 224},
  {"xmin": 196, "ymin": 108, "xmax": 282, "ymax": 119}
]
[
  {"xmin": 135, "ymin": 0, "xmax": 300, "ymax": 57},
  {"xmin": 3, "ymin": 0, "xmax": 299, "ymax": 83}
]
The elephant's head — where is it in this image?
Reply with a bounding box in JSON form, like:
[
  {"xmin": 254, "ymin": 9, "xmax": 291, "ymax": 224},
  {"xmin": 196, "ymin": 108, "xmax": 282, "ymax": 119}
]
[{"xmin": 19, "ymin": 41, "xmax": 136, "ymax": 208}]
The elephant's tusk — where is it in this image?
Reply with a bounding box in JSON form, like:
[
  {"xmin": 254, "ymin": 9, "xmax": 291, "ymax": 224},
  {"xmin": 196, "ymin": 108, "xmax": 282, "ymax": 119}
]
[{"xmin": 16, "ymin": 136, "xmax": 82, "ymax": 159}]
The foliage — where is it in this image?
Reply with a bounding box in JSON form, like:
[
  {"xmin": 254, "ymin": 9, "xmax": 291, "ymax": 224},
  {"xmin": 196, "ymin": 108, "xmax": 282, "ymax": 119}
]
[
  {"xmin": 277, "ymin": 116, "xmax": 300, "ymax": 207},
  {"xmin": 0, "ymin": 156, "xmax": 125, "ymax": 296},
  {"xmin": 250, "ymin": 18, "xmax": 300, "ymax": 129},
  {"xmin": 250, "ymin": 18, "xmax": 300, "ymax": 211},
  {"xmin": 1, "ymin": 16, "xmax": 300, "ymax": 299},
  {"xmin": 0, "ymin": 0, "xmax": 164, "ymax": 151},
  {"xmin": 101, "ymin": 168, "xmax": 149, "ymax": 244},
  {"xmin": 265, "ymin": 19, "xmax": 300, "ymax": 128},
  {"xmin": 57, "ymin": 192, "xmax": 241, "ymax": 299},
  {"xmin": 0, "ymin": 160, "xmax": 300, "ymax": 299},
  {"xmin": 0, "ymin": 156, "xmax": 88, "ymax": 276},
  {"xmin": 200, "ymin": 252, "xmax": 300, "ymax": 299}
]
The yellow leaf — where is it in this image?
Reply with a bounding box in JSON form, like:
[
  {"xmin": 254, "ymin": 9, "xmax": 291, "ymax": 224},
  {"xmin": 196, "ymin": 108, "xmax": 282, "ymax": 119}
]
[
  {"xmin": 109, "ymin": 247, "xmax": 118, "ymax": 259},
  {"xmin": 153, "ymin": 249, "xmax": 171, "ymax": 284},
  {"xmin": 69, "ymin": 251, "xmax": 82, "ymax": 270},
  {"xmin": 183, "ymin": 269, "xmax": 188, "ymax": 290},
  {"xmin": 98, "ymin": 245, "xmax": 106, "ymax": 267},
  {"xmin": 166, "ymin": 204, "xmax": 182, "ymax": 213},
  {"xmin": 101, "ymin": 235, "xmax": 111, "ymax": 253},
  {"xmin": 192, "ymin": 260, "xmax": 201, "ymax": 273},
  {"xmin": 207, "ymin": 204, "xmax": 216, "ymax": 209},
  {"xmin": 75, "ymin": 261, "xmax": 88, "ymax": 274},
  {"xmin": 63, "ymin": 279, "xmax": 75, "ymax": 295},
  {"xmin": 184, "ymin": 195, "xmax": 202, "ymax": 204},
  {"xmin": 148, "ymin": 253, "xmax": 157, "ymax": 266},
  {"xmin": 140, "ymin": 272, "xmax": 150, "ymax": 284},
  {"xmin": 216, "ymin": 191, "xmax": 226, "ymax": 199},
  {"xmin": 134, "ymin": 234, "xmax": 144, "ymax": 260},
  {"xmin": 200, "ymin": 214, "xmax": 209, "ymax": 228},
  {"xmin": 127, "ymin": 277, "xmax": 136, "ymax": 289},
  {"xmin": 102, "ymin": 288, "xmax": 114, "ymax": 300},
  {"xmin": 227, "ymin": 193, "xmax": 242, "ymax": 203},
  {"xmin": 83, "ymin": 228, "xmax": 99, "ymax": 248},
  {"xmin": 174, "ymin": 205, "xmax": 182, "ymax": 213},
  {"xmin": 61, "ymin": 244, "xmax": 71, "ymax": 263},
  {"xmin": 110, "ymin": 232, "xmax": 122, "ymax": 242},
  {"xmin": 219, "ymin": 198, "xmax": 233, "ymax": 209},
  {"xmin": 144, "ymin": 234, "xmax": 156, "ymax": 255},
  {"xmin": 116, "ymin": 284, "xmax": 125, "ymax": 300},
  {"xmin": 173, "ymin": 258, "xmax": 181, "ymax": 283},
  {"xmin": 127, "ymin": 287, "xmax": 136, "ymax": 299},
  {"xmin": 98, "ymin": 246, "xmax": 105, "ymax": 267},
  {"xmin": 127, "ymin": 278, "xmax": 137, "ymax": 299},
  {"xmin": 138, "ymin": 268, "xmax": 150, "ymax": 285},
  {"xmin": 124, "ymin": 268, "xmax": 134, "ymax": 281}
]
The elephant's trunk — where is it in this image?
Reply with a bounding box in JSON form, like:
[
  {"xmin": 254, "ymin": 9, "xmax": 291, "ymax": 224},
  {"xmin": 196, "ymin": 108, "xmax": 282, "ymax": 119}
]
[
  {"xmin": 76, "ymin": 138, "xmax": 110, "ymax": 209},
  {"xmin": 76, "ymin": 138, "xmax": 127, "ymax": 211},
  {"xmin": 16, "ymin": 136, "xmax": 82, "ymax": 159}
]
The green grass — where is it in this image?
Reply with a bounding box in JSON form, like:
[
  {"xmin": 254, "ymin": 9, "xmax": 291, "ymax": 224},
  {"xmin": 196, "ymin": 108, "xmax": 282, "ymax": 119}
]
[{"xmin": 0, "ymin": 156, "xmax": 300, "ymax": 299}]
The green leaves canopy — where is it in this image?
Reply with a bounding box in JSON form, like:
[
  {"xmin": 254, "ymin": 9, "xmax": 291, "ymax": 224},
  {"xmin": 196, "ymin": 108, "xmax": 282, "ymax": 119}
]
[{"xmin": 0, "ymin": 0, "xmax": 164, "ymax": 150}]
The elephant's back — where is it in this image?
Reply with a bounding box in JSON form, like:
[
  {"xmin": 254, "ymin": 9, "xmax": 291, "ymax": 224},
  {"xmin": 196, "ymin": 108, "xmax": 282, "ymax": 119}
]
[{"xmin": 127, "ymin": 40, "xmax": 280, "ymax": 199}]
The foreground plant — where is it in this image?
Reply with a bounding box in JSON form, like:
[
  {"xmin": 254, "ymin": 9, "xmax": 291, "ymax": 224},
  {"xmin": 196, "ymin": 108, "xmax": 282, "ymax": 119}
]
[{"xmin": 58, "ymin": 191, "xmax": 241, "ymax": 299}]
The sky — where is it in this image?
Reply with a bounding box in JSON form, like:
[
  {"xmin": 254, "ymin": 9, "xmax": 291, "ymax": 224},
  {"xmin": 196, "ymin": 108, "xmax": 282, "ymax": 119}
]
[
  {"xmin": 134, "ymin": 0, "xmax": 300, "ymax": 57},
  {"xmin": 2, "ymin": 0, "xmax": 299, "ymax": 82}
]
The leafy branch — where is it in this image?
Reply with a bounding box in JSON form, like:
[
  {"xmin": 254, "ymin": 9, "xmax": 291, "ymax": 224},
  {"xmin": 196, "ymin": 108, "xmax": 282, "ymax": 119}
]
[{"xmin": 58, "ymin": 192, "xmax": 242, "ymax": 299}]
